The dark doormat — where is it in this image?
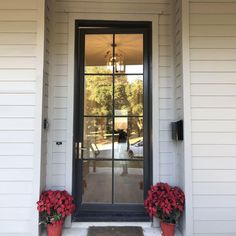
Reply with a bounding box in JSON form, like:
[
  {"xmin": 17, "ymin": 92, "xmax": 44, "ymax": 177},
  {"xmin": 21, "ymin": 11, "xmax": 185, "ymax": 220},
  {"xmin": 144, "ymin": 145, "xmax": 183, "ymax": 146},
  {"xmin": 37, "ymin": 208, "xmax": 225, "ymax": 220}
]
[{"xmin": 87, "ymin": 226, "xmax": 144, "ymax": 236}]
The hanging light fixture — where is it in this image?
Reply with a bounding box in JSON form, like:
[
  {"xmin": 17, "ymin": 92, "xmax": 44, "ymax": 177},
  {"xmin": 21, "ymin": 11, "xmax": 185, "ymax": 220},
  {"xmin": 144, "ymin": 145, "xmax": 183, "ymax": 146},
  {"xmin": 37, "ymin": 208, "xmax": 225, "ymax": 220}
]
[{"xmin": 105, "ymin": 44, "xmax": 125, "ymax": 73}]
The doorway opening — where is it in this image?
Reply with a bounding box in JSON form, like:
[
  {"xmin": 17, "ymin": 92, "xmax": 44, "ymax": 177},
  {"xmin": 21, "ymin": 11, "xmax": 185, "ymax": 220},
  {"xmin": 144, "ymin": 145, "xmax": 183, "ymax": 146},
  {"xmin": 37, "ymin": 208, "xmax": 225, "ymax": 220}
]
[{"xmin": 73, "ymin": 21, "xmax": 152, "ymax": 221}]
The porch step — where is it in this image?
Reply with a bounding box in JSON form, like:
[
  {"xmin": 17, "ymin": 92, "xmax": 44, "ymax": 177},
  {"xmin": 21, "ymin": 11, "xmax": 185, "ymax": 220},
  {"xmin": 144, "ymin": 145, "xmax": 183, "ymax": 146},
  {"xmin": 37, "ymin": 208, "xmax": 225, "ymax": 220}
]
[{"xmin": 42, "ymin": 226, "xmax": 182, "ymax": 236}]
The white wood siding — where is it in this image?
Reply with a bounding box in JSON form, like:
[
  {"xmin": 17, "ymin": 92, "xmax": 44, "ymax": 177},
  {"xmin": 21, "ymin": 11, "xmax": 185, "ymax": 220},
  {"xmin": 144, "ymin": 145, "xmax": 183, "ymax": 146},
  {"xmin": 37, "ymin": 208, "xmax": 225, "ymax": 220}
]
[
  {"xmin": 46, "ymin": 0, "xmax": 176, "ymax": 189},
  {"xmin": 190, "ymin": 1, "xmax": 236, "ymax": 235},
  {"xmin": 0, "ymin": 0, "xmax": 45, "ymax": 235}
]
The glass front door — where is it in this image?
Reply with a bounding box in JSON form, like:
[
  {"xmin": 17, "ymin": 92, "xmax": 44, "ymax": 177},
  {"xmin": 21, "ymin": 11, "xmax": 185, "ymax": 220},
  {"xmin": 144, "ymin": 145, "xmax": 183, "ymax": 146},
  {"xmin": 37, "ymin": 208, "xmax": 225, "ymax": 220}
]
[{"xmin": 73, "ymin": 23, "xmax": 151, "ymax": 221}]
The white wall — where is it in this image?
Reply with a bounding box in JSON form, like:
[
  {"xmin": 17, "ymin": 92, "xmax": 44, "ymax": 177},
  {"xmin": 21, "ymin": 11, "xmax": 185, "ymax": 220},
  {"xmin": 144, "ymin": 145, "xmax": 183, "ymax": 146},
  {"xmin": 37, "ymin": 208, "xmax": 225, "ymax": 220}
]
[
  {"xmin": 190, "ymin": 1, "xmax": 236, "ymax": 235},
  {"xmin": 0, "ymin": 0, "xmax": 44, "ymax": 235},
  {"xmin": 46, "ymin": 0, "xmax": 177, "ymax": 190}
]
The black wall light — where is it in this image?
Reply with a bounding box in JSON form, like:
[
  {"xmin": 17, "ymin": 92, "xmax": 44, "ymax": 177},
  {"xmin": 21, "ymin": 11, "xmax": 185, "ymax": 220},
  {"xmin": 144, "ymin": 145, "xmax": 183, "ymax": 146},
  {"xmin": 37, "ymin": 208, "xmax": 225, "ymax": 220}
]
[{"xmin": 171, "ymin": 120, "xmax": 183, "ymax": 141}]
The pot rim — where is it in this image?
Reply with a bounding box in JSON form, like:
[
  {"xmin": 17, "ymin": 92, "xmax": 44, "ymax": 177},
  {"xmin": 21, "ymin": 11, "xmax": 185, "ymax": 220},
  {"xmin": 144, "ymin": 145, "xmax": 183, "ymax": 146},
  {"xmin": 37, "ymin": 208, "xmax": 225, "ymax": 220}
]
[{"xmin": 160, "ymin": 220, "xmax": 176, "ymax": 226}]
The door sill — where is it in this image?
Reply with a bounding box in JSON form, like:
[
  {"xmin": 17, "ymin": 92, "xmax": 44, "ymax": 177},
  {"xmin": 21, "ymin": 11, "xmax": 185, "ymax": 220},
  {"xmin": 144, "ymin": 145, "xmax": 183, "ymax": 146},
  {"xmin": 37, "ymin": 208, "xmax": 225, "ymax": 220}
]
[{"xmin": 73, "ymin": 211, "xmax": 150, "ymax": 222}]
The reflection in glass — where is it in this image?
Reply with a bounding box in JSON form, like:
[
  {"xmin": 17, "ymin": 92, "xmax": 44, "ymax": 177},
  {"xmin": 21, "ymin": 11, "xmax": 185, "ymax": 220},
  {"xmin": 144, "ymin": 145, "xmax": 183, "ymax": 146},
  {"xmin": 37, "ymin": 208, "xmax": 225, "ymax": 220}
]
[
  {"xmin": 114, "ymin": 75, "xmax": 143, "ymax": 116},
  {"xmin": 83, "ymin": 161, "xmax": 112, "ymax": 203},
  {"xmin": 84, "ymin": 75, "xmax": 113, "ymax": 116},
  {"xmin": 128, "ymin": 117, "xmax": 143, "ymax": 159},
  {"xmin": 114, "ymin": 161, "xmax": 143, "ymax": 203},
  {"xmin": 115, "ymin": 34, "xmax": 143, "ymax": 74},
  {"xmin": 85, "ymin": 34, "xmax": 113, "ymax": 74},
  {"xmin": 83, "ymin": 117, "xmax": 113, "ymax": 159},
  {"xmin": 114, "ymin": 117, "xmax": 143, "ymax": 159},
  {"xmin": 82, "ymin": 33, "xmax": 145, "ymax": 206}
]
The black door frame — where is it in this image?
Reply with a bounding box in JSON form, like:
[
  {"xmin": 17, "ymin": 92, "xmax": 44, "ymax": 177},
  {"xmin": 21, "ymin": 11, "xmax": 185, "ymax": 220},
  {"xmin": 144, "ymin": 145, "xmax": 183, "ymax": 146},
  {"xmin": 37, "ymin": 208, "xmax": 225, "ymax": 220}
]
[{"xmin": 73, "ymin": 20, "xmax": 153, "ymax": 222}]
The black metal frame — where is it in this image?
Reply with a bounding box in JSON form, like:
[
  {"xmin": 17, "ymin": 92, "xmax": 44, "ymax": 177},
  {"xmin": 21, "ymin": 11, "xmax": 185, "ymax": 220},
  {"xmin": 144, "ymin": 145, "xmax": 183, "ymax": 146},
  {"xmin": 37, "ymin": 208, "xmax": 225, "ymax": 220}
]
[{"xmin": 73, "ymin": 20, "xmax": 152, "ymax": 222}]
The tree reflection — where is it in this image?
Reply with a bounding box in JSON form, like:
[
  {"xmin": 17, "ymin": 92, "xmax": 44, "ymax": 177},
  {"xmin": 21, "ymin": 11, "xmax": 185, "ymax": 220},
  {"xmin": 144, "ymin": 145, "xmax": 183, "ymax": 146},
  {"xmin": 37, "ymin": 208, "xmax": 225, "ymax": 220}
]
[{"xmin": 84, "ymin": 66, "xmax": 143, "ymax": 148}]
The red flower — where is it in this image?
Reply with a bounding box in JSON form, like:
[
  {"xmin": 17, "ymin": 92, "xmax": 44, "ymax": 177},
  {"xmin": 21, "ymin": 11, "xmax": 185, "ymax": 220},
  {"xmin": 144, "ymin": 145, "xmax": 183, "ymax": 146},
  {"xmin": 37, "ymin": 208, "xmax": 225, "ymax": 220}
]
[
  {"xmin": 36, "ymin": 190, "xmax": 76, "ymax": 225},
  {"xmin": 144, "ymin": 183, "xmax": 185, "ymax": 224}
]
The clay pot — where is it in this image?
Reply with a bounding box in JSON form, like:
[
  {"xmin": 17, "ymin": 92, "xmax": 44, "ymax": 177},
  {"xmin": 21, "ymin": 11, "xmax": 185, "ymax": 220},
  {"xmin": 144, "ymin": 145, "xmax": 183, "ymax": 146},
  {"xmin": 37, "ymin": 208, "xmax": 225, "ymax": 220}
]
[
  {"xmin": 47, "ymin": 223, "xmax": 63, "ymax": 236},
  {"xmin": 160, "ymin": 221, "xmax": 175, "ymax": 236}
]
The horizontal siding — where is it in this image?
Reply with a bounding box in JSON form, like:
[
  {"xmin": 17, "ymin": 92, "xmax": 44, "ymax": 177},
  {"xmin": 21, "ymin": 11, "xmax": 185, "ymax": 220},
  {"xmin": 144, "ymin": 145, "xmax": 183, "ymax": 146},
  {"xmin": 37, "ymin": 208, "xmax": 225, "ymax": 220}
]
[
  {"xmin": 194, "ymin": 208, "xmax": 236, "ymax": 221},
  {"xmin": 0, "ymin": 106, "xmax": 35, "ymax": 118},
  {"xmin": 190, "ymin": 1, "xmax": 236, "ymax": 235},
  {"xmin": 190, "ymin": 3, "xmax": 236, "ymax": 14},
  {"xmin": 193, "ymin": 170, "xmax": 236, "ymax": 182},
  {"xmin": 0, "ymin": 0, "xmax": 38, "ymax": 234},
  {"xmin": 0, "ymin": 33, "xmax": 36, "ymax": 45},
  {"xmin": 190, "ymin": 37, "xmax": 236, "ymax": 49},
  {"xmin": 0, "ymin": 10, "xmax": 37, "ymax": 21},
  {"xmin": 0, "ymin": 1, "xmax": 36, "ymax": 9},
  {"xmin": 0, "ymin": 22, "xmax": 37, "ymax": 33},
  {"xmin": 0, "ymin": 208, "xmax": 31, "ymax": 220},
  {"xmin": 192, "ymin": 132, "xmax": 236, "ymax": 144},
  {"xmin": 193, "ymin": 195, "xmax": 236, "ymax": 208},
  {"xmin": 0, "ymin": 221, "xmax": 31, "ymax": 234},
  {"xmin": 191, "ymin": 49, "xmax": 236, "ymax": 60},
  {"xmin": 0, "ymin": 45, "xmax": 36, "ymax": 57},
  {"xmin": 194, "ymin": 221, "xmax": 236, "ymax": 234},
  {"xmin": 0, "ymin": 169, "xmax": 33, "ymax": 182},
  {"xmin": 192, "ymin": 96, "xmax": 236, "ymax": 108},
  {"xmin": 193, "ymin": 157, "xmax": 236, "ymax": 170}
]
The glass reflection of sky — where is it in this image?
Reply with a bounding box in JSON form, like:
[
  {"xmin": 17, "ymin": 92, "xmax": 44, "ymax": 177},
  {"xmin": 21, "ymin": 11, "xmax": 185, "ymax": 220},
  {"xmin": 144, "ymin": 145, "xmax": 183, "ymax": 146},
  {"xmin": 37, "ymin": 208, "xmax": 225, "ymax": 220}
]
[{"xmin": 125, "ymin": 65, "xmax": 143, "ymax": 74}]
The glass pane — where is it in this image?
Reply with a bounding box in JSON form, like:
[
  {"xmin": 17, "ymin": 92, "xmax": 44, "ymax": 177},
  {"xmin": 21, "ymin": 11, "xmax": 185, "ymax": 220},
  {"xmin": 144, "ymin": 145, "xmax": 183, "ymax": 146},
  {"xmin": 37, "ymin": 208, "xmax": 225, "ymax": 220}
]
[
  {"xmin": 114, "ymin": 75, "xmax": 143, "ymax": 116},
  {"xmin": 85, "ymin": 34, "xmax": 113, "ymax": 74},
  {"xmin": 114, "ymin": 117, "xmax": 143, "ymax": 159},
  {"xmin": 114, "ymin": 34, "xmax": 143, "ymax": 74},
  {"xmin": 114, "ymin": 117, "xmax": 128, "ymax": 159},
  {"xmin": 84, "ymin": 75, "xmax": 113, "ymax": 116},
  {"xmin": 83, "ymin": 117, "xmax": 113, "ymax": 159},
  {"xmin": 114, "ymin": 161, "xmax": 143, "ymax": 203},
  {"xmin": 83, "ymin": 161, "xmax": 112, "ymax": 203}
]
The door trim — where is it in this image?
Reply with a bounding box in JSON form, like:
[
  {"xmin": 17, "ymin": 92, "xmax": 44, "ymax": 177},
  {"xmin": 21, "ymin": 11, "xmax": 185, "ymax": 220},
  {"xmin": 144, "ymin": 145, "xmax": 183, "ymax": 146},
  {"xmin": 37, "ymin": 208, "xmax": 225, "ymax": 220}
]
[{"xmin": 66, "ymin": 13, "xmax": 160, "ymax": 226}]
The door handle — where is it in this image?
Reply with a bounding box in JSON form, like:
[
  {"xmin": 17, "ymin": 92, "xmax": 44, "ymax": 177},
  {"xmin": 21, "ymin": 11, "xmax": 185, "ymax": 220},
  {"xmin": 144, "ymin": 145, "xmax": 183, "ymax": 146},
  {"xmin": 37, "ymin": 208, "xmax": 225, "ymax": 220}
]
[{"xmin": 75, "ymin": 142, "xmax": 87, "ymax": 159}]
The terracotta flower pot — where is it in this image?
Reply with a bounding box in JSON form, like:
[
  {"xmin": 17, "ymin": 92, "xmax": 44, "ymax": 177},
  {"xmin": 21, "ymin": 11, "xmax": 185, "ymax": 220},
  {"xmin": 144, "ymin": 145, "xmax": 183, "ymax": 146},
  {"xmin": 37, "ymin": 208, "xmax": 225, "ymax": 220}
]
[
  {"xmin": 160, "ymin": 221, "xmax": 175, "ymax": 236},
  {"xmin": 47, "ymin": 223, "xmax": 63, "ymax": 236}
]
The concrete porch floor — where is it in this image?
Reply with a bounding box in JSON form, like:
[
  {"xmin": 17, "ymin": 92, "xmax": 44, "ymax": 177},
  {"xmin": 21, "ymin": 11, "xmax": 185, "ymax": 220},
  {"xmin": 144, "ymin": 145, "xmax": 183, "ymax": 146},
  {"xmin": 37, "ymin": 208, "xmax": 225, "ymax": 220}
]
[
  {"xmin": 42, "ymin": 222, "xmax": 182, "ymax": 236},
  {"xmin": 58, "ymin": 228, "xmax": 182, "ymax": 236}
]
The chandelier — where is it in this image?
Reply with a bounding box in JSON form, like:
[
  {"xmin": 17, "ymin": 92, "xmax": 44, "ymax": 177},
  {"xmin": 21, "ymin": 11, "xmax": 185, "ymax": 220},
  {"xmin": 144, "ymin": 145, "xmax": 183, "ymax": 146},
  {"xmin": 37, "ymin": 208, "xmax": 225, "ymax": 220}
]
[{"xmin": 105, "ymin": 44, "xmax": 125, "ymax": 73}]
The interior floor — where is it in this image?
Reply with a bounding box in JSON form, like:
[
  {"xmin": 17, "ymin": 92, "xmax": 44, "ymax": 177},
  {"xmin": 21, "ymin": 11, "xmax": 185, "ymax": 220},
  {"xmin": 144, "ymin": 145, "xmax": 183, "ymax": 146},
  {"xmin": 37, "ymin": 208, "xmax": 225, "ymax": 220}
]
[{"xmin": 83, "ymin": 167, "xmax": 143, "ymax": 203}]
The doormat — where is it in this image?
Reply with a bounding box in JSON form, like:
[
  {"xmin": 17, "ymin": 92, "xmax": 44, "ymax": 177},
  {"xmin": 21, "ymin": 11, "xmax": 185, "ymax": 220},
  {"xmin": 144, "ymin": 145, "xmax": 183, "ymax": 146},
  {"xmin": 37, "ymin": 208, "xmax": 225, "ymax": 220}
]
[{"xmin": 87, "ymin": 226, "xmax": 144, "ymax": 236}]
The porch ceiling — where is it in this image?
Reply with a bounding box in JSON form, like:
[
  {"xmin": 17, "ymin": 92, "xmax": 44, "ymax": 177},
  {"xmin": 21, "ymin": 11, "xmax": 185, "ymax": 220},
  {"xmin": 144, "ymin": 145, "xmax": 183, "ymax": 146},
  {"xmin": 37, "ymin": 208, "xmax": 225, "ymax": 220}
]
[{"xmin": 85, "ymin": 34, "xmax": 143, "ymax": 66}]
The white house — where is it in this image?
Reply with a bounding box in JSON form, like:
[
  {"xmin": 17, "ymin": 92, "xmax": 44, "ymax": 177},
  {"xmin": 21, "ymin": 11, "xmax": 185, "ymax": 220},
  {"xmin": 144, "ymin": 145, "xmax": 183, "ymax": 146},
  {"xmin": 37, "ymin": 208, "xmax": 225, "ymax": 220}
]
[{"xmin": 0, "ymin": 0, "xmax": 236, "ymax": 235}]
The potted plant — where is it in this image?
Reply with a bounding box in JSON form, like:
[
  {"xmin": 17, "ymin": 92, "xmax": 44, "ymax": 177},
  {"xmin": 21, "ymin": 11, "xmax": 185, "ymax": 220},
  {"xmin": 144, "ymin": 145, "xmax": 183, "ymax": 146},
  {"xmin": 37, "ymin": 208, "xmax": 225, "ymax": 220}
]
[
  {"xmin": 144, "ymin": 183, "xmax": 185, "ymax": 236},
  {"xmin": 37, "ymin": 190, "xmax": 76, "ymax": 236}
]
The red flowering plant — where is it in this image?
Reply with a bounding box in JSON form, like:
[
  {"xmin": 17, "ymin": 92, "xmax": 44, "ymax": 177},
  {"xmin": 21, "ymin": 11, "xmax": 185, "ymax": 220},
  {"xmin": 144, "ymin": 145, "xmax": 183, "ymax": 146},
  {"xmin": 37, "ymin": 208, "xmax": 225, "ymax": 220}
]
[
  {"xmin": 144, "ymin": 183, "xmax": 185, "ymax": 224},
  {"xmin": 37, "ymin": 190, "xmax": 76, "ymax": 225}
]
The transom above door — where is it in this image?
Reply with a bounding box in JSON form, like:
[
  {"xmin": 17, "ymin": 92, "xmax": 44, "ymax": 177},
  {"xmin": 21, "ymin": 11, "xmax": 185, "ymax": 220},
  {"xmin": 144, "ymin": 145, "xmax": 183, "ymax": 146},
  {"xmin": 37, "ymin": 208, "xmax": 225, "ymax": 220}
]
[{"xmin": 73, "ymin": 21, "xmax": 152, "ymax": 221}]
